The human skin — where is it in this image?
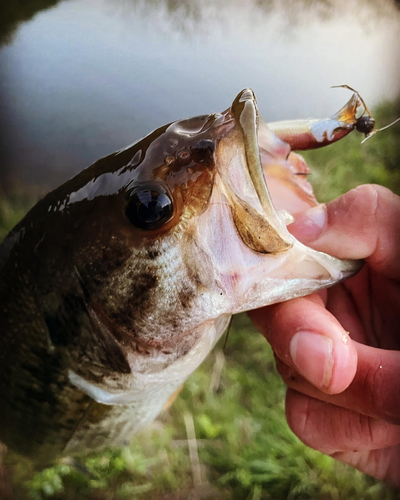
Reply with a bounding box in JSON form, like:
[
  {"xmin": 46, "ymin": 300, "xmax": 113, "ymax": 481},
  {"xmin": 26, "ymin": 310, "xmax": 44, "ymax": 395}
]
[{"xmin": 249, "ymin": 184, "xmax": 400, "ymax": 486}]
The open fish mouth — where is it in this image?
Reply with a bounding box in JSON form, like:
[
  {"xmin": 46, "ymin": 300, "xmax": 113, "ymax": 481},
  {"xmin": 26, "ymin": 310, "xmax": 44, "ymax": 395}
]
[{"xmin": 198, "ymin": 89, "xmax": 362, "ymax": 308}]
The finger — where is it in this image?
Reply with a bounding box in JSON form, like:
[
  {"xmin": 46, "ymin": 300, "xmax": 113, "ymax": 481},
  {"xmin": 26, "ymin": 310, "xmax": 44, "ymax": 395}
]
[
  {"xmin": 248, "ymin": 294, "xmax": 358, "ymax": 394},
  {"xmin": 289, "ymin": 184, "xmax": 400, "ymax": 278},
  {"xmin": 285, "ymin": 390, "xmax": 400, "ymax": 487},
  {"xmin": 341, "ymin": 266, "xmax": 400, "ymax": 350},
  {"xmin": 331, "ymin": 446, "xmax": 400, "ymax": 487},
  {"xmin": 277, "ymin": 342, "xmax": 400, "ymax": 426},
  {"xmin": 324, "ymin": 279, "xmax": 366, "ymax": 344},
  {"xmin": 285, "ymin": 390, "xmax": 400, "ymax": 454}
]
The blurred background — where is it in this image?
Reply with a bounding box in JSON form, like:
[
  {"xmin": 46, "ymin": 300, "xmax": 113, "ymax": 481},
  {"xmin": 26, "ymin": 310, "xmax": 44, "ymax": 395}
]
[{"xmin": 0, "ymin": 0, "xmax": 400, "ymax": 498}]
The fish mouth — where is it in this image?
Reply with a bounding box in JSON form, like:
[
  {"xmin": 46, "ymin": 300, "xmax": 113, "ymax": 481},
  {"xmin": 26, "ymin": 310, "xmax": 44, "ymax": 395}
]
[{"xmin": 206, "ymin": 89, "xmax": 362, "ymax": 300}]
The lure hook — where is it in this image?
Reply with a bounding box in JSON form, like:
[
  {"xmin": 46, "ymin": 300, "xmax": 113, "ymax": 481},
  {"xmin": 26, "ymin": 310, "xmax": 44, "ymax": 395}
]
[{"xmin": 332, "ymin": 84, "xmax": 400, "ymax": 143}]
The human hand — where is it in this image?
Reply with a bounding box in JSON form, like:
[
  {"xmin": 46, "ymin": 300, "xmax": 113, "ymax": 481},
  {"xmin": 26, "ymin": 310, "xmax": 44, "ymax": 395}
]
[{"xmin": 249, "ymin": 184, "xmax": 400, "ymax": 486}]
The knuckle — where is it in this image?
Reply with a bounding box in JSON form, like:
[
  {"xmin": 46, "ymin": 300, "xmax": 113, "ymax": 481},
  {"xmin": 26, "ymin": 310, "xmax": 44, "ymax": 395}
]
[
  {"xmin": 353, "ymin": 183, "xmax": 392, "ymax": 203},
  {"xmin": 357, "ymin": 413, "xmax": 390, "ymax": 449},
  {"xmin": 352, "ymin": 184, "xmax": 396, "ymax": 224},
  {"xmin": 285, "ymin": 391, "xmax": 311, "ymax": 437},
  {"xmin": 364, "ymin": 363, "xmax": 384, "ymax": 409},
  {"xmin": 332, "ymin": 184, "xmax": 395, "ymax": 228},
  {"xmin": 287, "ymin": 395, "xmax": 336, "ymax": 453},
  {"xmin": 361, "ymin": 363, "xmax": 400, "ymax": 425},
  {"xmin": 350, "ymin": 184, "xmax": 379, "ymax": 221},
  {"xmin": 369, "ymin": 420, "xmax": 394, "ymax": 449}
]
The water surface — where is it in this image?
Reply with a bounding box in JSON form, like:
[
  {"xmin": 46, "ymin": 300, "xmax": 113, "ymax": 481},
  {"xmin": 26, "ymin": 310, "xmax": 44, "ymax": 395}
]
[{"xmin": 0, "ymin": 0, "xmax": 399, "ymax": 188}]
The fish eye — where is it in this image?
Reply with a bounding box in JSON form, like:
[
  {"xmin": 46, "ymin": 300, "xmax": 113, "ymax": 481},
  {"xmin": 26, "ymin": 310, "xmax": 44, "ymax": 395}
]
[{"xmin": 126, "ymin": 184, "xmax": 174, "ymax": 230}]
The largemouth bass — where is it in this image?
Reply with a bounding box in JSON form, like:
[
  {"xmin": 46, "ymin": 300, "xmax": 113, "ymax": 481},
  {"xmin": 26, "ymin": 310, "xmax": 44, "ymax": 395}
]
[{"xmin": 0, "ymin": 89, "xmax": 364, "ymax": 463}]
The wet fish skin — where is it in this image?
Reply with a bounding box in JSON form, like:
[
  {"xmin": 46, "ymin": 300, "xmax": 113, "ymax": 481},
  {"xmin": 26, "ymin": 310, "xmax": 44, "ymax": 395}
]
[
  {"xmin": 0, "ymin": 114, "xmax": 229, "ymax": 462},
  {"xmin": 0, "ymin": 90, "xmax": 361, "ymax": 463}
]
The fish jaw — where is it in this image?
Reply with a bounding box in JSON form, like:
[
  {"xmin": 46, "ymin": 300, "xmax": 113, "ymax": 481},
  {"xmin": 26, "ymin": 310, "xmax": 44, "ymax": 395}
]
[{"xmin": 189, "ymin": 89, "xmax": 362, "ymax": 313}]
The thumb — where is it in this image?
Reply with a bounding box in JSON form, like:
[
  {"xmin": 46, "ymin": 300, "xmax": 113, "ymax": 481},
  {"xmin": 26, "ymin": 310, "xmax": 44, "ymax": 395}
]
[{"xmin": 289, "ymin": 184, "xmax": 400, "ymax": 278}]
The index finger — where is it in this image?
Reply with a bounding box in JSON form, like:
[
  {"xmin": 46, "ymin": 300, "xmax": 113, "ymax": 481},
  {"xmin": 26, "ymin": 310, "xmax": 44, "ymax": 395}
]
[{"xmin": 289, "ymin": 184, "xmax": 400, "ymax": 278}]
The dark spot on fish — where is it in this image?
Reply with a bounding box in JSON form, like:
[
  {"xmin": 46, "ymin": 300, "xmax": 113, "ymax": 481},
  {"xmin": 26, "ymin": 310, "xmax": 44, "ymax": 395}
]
[
  {"xmin": 21, "ymin": 356, "xmax": 65, "ymax": 393},
  {"xmin": 108, "ymin": 272, "xmax": 158, "ymax": 332},
  {"xmin": 178, "ymin": 284, "xmax": 197, "ymax": 309},
  {"xmin": 44, "ymin": 293, "xmax": 87, "ymax": 347},
  {"xmin": 130, "ymin": 271, "xmax": 157, "ymax": 307},
  {"xmin": 191, "ymin": 139, "xmax": 215, "ymax": 164},
  {"xmin": 147, "ymin": 248, "xmax": 161, "ymax": 259},
  {"xmin": 87, "ymin": 306, "xmax": 132, "ymax": 375},
  {"xmin": 83, "ymin": 243, "xmax": 130, "ymax": 287},
  {"xmin": 134, "ymin": 342, "xmax": 151, "ymax": 355},
  {"xmin": 164, "ymin": 315, "xmax": 180, "ymax": 331},
  {"xmin": 44, "ymin": 285, "xmax": 131, "ymax": 376},
  {"xmin": 183, "ymin": 252, "xmax": 203, "ymax": 289},
  {"xmin": 187, "ymin": 268, "xmax": 202, "ymax": 288}
]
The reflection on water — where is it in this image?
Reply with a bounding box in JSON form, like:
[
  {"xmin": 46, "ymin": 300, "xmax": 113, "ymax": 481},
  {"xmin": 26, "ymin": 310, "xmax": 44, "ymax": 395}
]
[
  {"xmin": 0, "ymin": 0, "xmax": 63, "ymax": 45},
  {"xmin": 0, "ymin": 0, "xmax": 399, "ymax": 188}
]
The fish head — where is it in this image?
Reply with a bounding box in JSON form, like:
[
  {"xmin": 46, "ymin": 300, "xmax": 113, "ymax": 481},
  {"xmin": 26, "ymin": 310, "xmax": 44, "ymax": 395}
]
[
  {"xmin": 73, "ymin": 91, "xmax": 358, "ymax": 347},
  {"xmin": 12, "ymin": 89, "xmax": 361, "ymax": 378}
]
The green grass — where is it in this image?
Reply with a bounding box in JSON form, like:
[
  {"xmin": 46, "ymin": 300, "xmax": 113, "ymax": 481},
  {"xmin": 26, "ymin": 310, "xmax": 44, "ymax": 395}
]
[
  {"xmin": 1, "ymin": 99, "xmax": 400, "ymax": 499},
  {"xmin": 6, "ymin": 320, "xmax": 398, "ymax": 500}
]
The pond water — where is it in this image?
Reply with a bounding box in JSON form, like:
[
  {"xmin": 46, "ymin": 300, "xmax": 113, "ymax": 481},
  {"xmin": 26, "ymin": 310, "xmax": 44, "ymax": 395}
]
[{"xmin": 0, "ymin": 0, "xmax": 399, "ymax": 188}]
